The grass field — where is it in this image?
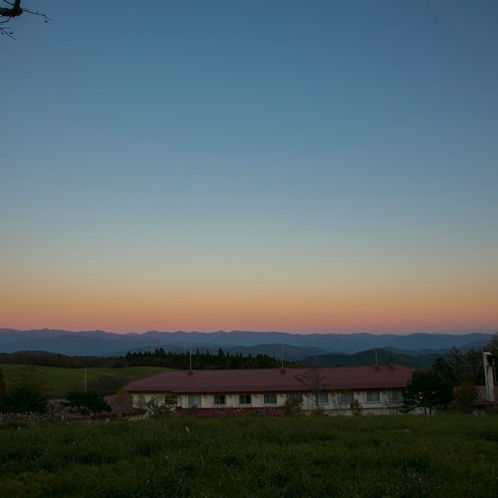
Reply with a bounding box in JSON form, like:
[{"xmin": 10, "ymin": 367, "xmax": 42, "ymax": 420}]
[
  {"xmin": 0, "ymin": 414, "xmax": 497, "ymax": 497},
  {"xmin": 0, "ymin": 365, "xmax": 168, "ymax": 398}
]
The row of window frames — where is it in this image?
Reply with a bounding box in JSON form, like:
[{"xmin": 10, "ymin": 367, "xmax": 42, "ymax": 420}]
[
  {"xmin": 187, "ymin": 391, "xmax": 400, "ymax": 407},
  {"xmin": 187, "ymin": 394, "xmax": 277, "ymax": 406},
  {"xmin": 339, "ymin": 391, "xmax": 402, "ymax": 403}
]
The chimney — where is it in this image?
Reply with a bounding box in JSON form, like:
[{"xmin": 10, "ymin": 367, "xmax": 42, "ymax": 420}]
[{"xmin": 483, "ymin": 352, "xmax": 496, "ymax": 403}]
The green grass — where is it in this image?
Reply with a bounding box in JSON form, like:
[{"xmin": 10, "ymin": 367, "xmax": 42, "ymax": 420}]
[
  {"xmin": 0, "ymin": 365, "xmax": 168, "ymax": 397},
  {"xmin": 0, "ymin": 414, "xmax": 497, "ymax": 497}
]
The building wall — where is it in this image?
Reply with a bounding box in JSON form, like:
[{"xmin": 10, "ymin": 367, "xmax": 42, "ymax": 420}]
[{"xmin": 131, "ymin": 389, "xmax": 404, "ymax": 416}]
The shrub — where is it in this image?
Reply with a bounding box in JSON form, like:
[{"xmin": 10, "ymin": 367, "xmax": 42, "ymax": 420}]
[
  {"xmin": 63, "ymin": 390, "xmax": 111, "ymax": 416},
  {"xmin": 454, "ymin": 383, "xmax": 478, "ymax": 413},
  {"xmin": 311, "ymin": 406, "xmax": 326, "ymax": 417},
  {"xmin": 281, "ymin": 394, "xmax": 303, "ymax": 416},
  {"xmin": 0, "ymin": 384, "xmax": 48, "ymax": 414},
  {"xmin": 350, "ymin": 399, "xmax": 363, "ymax": 416},
  {"xmin": 145, "ymin": 394, "xmax": 177, "ymax": 418}
]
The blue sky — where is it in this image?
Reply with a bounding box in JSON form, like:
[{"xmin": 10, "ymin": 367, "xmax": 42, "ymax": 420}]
[{"xmin": 1, "ymin": 1, "xmax": 497, "ymax": 334}]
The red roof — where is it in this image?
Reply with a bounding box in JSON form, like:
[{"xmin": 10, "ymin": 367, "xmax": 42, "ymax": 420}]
[{"xmin": 126, "ymin": 365, "xmax": 414, "ymax": 395}]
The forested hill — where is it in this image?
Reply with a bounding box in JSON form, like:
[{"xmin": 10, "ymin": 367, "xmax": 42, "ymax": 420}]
[
  {"xmin": 0, "ymin": 349, "xmax": 289, "ymax": 370},
  {"xmin": 301, "ymin": 349, "xmax": 442, "ymax": 370},
  {"xmin": 0, "ymin": 347, "xmax": 458, "ymax": 371},
  {"xmin": 124, "ymin": 349, "xmax": 285, "ymax": 369}
]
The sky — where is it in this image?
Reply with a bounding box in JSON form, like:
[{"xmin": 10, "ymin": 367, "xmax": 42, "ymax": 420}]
[{"xmin": 1, "ymin": 1, "xmax": 497, "ymax": 335}]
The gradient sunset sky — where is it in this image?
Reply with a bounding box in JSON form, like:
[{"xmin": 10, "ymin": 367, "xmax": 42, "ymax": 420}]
[{"xmin": 1, "ymin": 1, "xmax": 497, "ymax": 335}]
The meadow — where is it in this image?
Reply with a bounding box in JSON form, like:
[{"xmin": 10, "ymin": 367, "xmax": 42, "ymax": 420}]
[
  {"xmin": 0, "ymin": 414, "xmax": 497, "ymax": 497},
  {"xmin": 0, "ymin": 365, "xmax": 168, "ymax": 398}
]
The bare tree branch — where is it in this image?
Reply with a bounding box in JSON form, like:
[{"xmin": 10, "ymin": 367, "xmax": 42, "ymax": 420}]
[
  {"xmin": 0, "ymin": 0, "xmax": 22, "ymax": 18},
  {"xmin": 1, "ymin": 0, "xmax": 50, "ymax": 39}
]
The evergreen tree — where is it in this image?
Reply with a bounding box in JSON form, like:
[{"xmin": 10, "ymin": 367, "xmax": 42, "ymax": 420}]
[
  {"xmin": 0, "ymin": 384, "xmax": 48, "ymax": 414},
  {"xmin": 402, "ymin": 369, "xmax": 454, "ymax": 415},
  {"xmin": 0, "ymin": 367, "xmax": 5, "ymax": 403},
  {"xmin": 448, "ymin": 347, "xmax": 465, "ymax": 385},
  {"xmin": 485, "ymin": 332, "xmax": 498, "ymax": 358}
]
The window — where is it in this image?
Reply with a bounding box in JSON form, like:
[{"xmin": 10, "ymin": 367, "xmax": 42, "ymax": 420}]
[
  {"xmin": 366, "ymin": 391, "xmax": 380, "ymax": 403},
  {"xmin": 315, "ymin": 392, "xmax": 329, "ymax": 404},
  {"xmin": 340, "ymin": 392, "xmax": 354, "ymax": 403},
  {"xmin": 264, "ymin": 394, "xmax": 277, "ymax": 405},
  {"xmin": 188, "ymin": 395, "xmax": 201, "ymax": 407},
  {"xmin": 390, "ymin": 391, "xmax": 402, "ymax": 403},
  {"xmin": 239, "ymin": 394, "xmax": 252, "ymax": 405},
  {"xmin": 213, "ymin": 395, "xmax": 226, "ymax": 406}
]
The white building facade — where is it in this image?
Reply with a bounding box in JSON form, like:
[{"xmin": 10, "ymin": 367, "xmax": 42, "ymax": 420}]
[{"xmin": 127, "ymin": 365, "xmax": 413, "ymax": 416}]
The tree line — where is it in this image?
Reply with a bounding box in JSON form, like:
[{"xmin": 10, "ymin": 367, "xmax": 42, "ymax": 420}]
[
  {"xmin": 0, "ymin": 348, "xmax": 290, "ymax": 370},
  {"xmin": 0, "ymin": 366, "xmax": 112, "ymax": 417},
  {"xmin": 124, "ymin": 348, "xmax": 288, "ymax": 370},
  {"xmin": 402, "ymin": 334, "xmax": 498, "ymax": 414}
]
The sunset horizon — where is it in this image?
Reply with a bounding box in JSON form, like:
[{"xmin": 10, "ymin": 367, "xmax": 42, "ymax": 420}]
[{"xmin": 1, "ymin": 324, "xmax": 494, "ymax": 337}]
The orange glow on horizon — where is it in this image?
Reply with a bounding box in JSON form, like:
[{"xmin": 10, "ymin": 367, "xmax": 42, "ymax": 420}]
[{"xmin": 1, "ymin": 273, "xmax": 496, "ymax": 334}]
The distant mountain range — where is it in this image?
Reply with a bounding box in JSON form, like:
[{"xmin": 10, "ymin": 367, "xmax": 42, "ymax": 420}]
[{"xmin": 0, "ymin": 329, "xmax": 492, "ymax": 360}]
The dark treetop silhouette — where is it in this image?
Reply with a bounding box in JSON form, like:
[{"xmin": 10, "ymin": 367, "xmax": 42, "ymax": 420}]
[{"xmin": 1, "ymin": 0, "xmax": 50, "ymax": 39}]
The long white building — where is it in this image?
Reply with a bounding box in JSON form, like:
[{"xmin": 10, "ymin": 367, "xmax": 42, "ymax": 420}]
[{"xmin": 126, "ymin": 365, "xmax": 415, "ymax": 416}]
